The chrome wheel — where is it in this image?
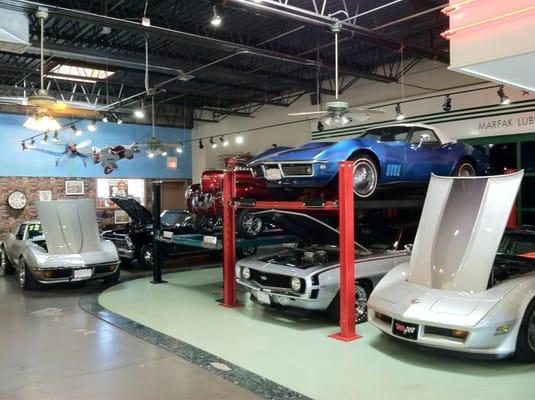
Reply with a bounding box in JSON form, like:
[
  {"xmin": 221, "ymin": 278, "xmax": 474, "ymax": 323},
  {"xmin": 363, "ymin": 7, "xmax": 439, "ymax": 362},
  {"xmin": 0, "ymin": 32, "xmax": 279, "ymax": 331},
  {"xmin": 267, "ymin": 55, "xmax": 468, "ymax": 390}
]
[
  {"xmin": 352, "ymin": 157, "xmax": 378, "ymax": 198},
  {"xmin": 143, "ymin": 249, "xmax": 154, "ymax": 267},
  {"xmin": 18, "ymin": 259, "xmax": 26, "ymax": 288},
  {"xmin": 240, "ymin": 212, "xmax": 263, "ymax": 237},
  {"xmin": 528, "ymin": 311, "xmax": 535, "ymax": 351},
  {"xmin": 355, "ymin": 284, "xmax": 369, "ymax": 324},
  {"xmin": 456, "ymin": 162, "xmax": 476, "ymax": 177}
]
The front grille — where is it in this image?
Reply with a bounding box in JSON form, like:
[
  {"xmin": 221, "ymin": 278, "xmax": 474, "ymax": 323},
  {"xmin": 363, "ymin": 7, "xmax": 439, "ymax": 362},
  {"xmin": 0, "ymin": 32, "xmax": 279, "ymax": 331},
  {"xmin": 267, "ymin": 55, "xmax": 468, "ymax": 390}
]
[
  {"xmin": 251, "ymin": 165, "xmax": 264, "ymax": 178},
  {"xmin": 91, "ymin": 262, "xmax": 118, "ymax": 274},
  {"xmin": 52, "ymin": 270, "xmax": 72, "ymax": 278},
  {"xmin": 376, "ymin": 312, "xmax": 392, "ymax": 325},
  {"xmin": 250, "ymin": 269, "xmax": 291, "ymax": 289},
  {"xmin": 281, "ymin": 164, "xmax": 313, "ymax": 176}
]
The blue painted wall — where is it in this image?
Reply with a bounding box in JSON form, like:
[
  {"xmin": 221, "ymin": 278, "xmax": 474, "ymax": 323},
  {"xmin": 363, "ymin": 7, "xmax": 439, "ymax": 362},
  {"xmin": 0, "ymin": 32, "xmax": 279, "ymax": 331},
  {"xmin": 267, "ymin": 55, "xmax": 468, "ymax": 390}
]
[{"xmin": 0, "ymin": 113, "xmax": 192, "ymax": 178}]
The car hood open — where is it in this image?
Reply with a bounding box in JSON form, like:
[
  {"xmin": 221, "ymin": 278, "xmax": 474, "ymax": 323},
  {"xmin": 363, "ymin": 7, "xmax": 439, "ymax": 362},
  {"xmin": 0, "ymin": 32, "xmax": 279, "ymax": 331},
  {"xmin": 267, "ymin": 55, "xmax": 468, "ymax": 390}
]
[
  {"xmin": 36, "ymin": 199, "xmax": 101, "ymax": 255},
  {"xmin": 255, "ymin": 210, "xmax": 370, "ymax": 253},
  {"xmin": 408, "ymin": 171, "xmax": 524, "ymax": 293},
  {"xmin": 110, "ymin": 197, "xmax": 153, "ymax": 225}
]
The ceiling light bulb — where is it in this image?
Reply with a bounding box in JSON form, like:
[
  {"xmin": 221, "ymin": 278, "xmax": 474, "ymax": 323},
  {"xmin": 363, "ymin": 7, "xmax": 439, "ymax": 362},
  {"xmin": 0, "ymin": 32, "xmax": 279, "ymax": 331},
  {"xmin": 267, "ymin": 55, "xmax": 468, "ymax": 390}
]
[
  {"xmin": 134, "ymin": 109, "xmax": 145, "ymax": 118},
  {"xmin": 88, "ymin": 121, "xmax": 97, "ymax": 132},
  {"xmin": 235, "ymin": 135, "xmax": 244, "ymax": 144},
  {"xmin": 395, "ymin": 103, "xmax": 405, "ymax": 120},
  {"xmin": 211, "ymin": 6, "xmax": 222, "ymax": 26}
]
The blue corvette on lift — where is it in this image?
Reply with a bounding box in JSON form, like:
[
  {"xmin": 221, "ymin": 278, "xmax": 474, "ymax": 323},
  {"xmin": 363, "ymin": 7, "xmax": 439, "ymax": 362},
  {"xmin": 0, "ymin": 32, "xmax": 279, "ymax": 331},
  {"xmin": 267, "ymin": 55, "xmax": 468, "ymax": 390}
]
[{"xmin": 249, "ymin": 123, "xmax": 490, "ymax": 198}]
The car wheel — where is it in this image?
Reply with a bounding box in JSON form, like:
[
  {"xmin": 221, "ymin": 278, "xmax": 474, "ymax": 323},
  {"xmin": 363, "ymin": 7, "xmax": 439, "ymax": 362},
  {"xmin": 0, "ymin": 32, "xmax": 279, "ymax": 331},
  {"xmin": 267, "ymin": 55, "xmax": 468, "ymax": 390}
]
[
  {"xmin": 237, "ymin": 210, "xmax": 263, "ymax": 238},
  {"xmin": 453, "ymin": 160, "xmax": 476, "ymax": 177},
  {"xmin": 349, "ymin": 154, "xmax": 379, "ymax": 199},
  {"xmin": 195, "ymin": 215, "xmax": 217, "ymax": 235},
  {"xmin": 138, "ymin": 245, "xmax": 154, "ymax": 270},
  {"xmin": 237, "ymin": 246, "xmax": 257, "ymax": 259},
  {"xmin": 102, "ymin": 265, "xmax": 121, "ymax": 285},
  {"xmin": 0, "ymin": 246, "xmax": 14, "ymax": 276},
  {"xmin": 514, "ymin": 300, "xmax": 535, "ymax": 363},
  {"xmin": 327, "ymin": 280, "xmax": 371, "ymax": 324},
  {"xmin": 18, "ymin": 258, "xmax": 39, "ymax": 290}
]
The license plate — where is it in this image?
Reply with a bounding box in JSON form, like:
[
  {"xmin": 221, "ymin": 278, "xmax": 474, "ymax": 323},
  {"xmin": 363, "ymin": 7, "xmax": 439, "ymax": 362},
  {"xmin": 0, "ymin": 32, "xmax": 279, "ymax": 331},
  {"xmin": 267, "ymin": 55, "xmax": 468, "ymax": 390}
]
[
  {"xmin": 266, "ymin": 168, "xmax": 282, "ymax": 181},
  {"xmin": 392, "ymin": 320, "xmax": 418, "ymax": 340},
  {"xmin": 73, "ymin": 269, "xmax": 92, "ymax": 279},
  {"xmin": 255, "ymin": 290, "xmax": 271, "ymax": 305}
]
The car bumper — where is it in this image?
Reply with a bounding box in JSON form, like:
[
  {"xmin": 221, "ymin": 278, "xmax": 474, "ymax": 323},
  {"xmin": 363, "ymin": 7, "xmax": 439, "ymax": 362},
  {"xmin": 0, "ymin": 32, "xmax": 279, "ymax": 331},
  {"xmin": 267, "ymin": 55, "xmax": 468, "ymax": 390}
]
[
  {"xmin": 117, "ymin": 248, "xmax": 135, "ymax": 259},
  {"xmin": 31, "ymin": 262, "xmax": 120, "ymax": 284},
  {"xmin": 368, "ymin": 308, "xmax": 519, "ymax": 358}
]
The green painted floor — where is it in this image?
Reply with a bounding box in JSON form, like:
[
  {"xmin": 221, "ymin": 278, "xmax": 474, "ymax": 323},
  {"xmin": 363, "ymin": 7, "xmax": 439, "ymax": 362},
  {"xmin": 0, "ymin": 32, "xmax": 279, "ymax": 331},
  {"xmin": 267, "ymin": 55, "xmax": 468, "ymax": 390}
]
[{"xmin": 99, "ymin": 268, "xmax": 535, "ymax": 400}]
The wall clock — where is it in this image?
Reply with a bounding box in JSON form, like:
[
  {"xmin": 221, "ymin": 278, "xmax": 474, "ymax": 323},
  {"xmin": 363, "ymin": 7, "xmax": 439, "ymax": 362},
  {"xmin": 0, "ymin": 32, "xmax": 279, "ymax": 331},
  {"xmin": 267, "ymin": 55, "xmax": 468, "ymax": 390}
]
[{"xmin": 7, "ymin": 190, "xmax": 27, "ymax": 210}]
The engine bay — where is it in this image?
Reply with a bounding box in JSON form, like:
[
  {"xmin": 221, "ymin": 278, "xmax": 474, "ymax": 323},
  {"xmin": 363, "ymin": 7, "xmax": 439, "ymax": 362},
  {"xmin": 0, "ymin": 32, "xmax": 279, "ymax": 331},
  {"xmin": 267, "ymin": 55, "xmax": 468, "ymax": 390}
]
[{"xmin": 262, "ymin": 246, "xmax": 340, "ymax": 268}]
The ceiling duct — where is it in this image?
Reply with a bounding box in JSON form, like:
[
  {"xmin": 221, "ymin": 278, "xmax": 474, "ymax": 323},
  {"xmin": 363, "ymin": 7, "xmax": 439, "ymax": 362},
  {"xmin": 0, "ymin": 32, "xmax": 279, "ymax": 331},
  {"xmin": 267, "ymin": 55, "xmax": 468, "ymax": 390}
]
[{"xmin": 0, "ymin": 8, "xmax": 30, "ymax": 53}]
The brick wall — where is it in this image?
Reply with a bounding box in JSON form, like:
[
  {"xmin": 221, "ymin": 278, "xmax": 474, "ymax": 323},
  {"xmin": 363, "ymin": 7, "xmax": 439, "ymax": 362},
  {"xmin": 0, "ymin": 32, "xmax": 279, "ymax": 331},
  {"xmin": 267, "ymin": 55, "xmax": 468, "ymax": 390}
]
[{"xmin": 0, "ymin": 177, "xmax": 96, "ymax": 239}]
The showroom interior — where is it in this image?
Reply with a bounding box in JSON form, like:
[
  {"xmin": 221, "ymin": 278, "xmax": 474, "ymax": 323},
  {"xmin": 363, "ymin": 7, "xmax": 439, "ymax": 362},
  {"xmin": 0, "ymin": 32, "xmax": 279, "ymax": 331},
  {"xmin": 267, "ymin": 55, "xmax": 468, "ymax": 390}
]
[{"xmin": 0, "ymin": 0, "xmax": 534, "ymax": 399}]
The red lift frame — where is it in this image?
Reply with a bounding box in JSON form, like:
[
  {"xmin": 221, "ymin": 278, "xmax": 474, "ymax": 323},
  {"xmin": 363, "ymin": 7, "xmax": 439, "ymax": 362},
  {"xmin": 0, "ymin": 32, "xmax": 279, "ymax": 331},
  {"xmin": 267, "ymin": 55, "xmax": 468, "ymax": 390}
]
[{"xmin": 222, "ymin": 161, "xmax": 361, "ymax": 341}]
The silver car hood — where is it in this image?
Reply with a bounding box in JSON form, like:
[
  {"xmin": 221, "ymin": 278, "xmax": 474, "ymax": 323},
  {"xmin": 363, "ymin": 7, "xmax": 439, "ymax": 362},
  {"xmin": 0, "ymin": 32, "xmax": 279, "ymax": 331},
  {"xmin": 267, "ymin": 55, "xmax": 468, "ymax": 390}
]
[
  {"xmin": 408, "ymin": 172, "xmax": 523, "ymax": 293},
  {"xmin": 36, "ymin": 199, "xmax": 101, "ymax": 255}
]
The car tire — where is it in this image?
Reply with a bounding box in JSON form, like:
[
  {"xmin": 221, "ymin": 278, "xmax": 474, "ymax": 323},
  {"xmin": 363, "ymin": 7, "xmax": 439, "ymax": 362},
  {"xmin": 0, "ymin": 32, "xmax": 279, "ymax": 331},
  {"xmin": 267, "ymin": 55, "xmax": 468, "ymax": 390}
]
[
  {"xmin": 349, "ymin": 154, "xmax": 379, "ymax": 199},
  {"xmin": 327, "ymin": 280, "xmax": 371, "ymax": 324},
  {"xmin": 18, "ymin": 258, "xmax": 39, "ymax": 290},
  {"xmin": 236, "ymin": 209, "xmax": 263, "ymax": 238},
  {"xmin": 102, "ymin": 265, "xmax": 121, "ymax": 285},
  {"xmin": 237, "ymin": 246, "xmax": 258, "ymax": 259},
  {"xmin": 514, "ymin": 300, "xmax": 535, "ymax": 363},
  {"xmin": 195, "ymin": 215, "xmax": 217, "ymax": 235},
  {"xmin": 453, "ymin": 159, "xmax": 476, "ymax": 177},
  {"xmin": 0, "ymin": 245, "xmax": 14, "ymax": 276},
  {"xmin": 138, "ymin": 245, "xmax": 154, "ymax": 270}
]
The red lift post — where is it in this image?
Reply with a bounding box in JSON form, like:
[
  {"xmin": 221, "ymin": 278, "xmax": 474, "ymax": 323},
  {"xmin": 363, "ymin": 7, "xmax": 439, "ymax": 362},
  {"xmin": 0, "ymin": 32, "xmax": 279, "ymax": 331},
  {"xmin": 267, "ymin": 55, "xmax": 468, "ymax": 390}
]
[{"xmin": 221, "ymin": 161, "xmax": 361, "ymax": 341}]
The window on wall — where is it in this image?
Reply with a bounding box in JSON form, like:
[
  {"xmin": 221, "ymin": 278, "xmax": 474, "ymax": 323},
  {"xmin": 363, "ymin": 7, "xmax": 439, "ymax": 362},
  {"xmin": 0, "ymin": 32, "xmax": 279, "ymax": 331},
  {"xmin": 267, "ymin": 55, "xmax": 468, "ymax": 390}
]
[{"xmin": 96, "ymin": 179, "xmax": 145, "ymax": 208}]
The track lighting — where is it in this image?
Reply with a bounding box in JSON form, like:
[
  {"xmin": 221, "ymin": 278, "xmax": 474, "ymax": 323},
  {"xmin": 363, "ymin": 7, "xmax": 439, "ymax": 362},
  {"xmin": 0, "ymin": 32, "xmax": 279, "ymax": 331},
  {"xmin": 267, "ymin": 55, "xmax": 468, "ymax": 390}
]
[
  {"xmin": 176, "ymin": 143, "xmax": 183, "ymax": 153},
  {"xmin": 210, "ymin": 137, "xmax": 218, "ymax": 149},
  {"xmin": 88, "ymin": 120, "xmax": 97, "ymax": 132},
  {"xmin": 199, "ymin": 139, "xmax": 204, "ymax": 149},
  {"xmin": 210, "ymin": 6, "xmax": 222, "ymax": 27},
  {"xmin": 442, "ymin": 95, "xmax": 452, "ymax": 112},
  {"xmin": 51, "ymin": 131, "xmax": 59, "ymax": 143},
  {"xmin": 162, "ymin": 151, "xmax": 168, "ymax": 157},
  {"xmin": 497, "ymin": 86, "xmax": 511, "ymax": 105},
  {"xmin": 317, "ymin": 121, "xmax": 325, "ymax": 131},
  {"xmin": 41, "ymin": 132, "xmax": 48, "ymax": 144},
  {"xmin": 220, "ymin": 135, "xmax": 229, "ymax": 147},
  {"xmin": 71, "ymin": 124, "xmax": 82, "ymax": 136},
  {"xmin": 114, "ymin": 113, "xmax": 123, "ymax": 124},
  {"xmin": 395, "ymin": 103, "xmax": 405, "ymax": 120},
  {"xmin": 21, "ymin": 142, "xmax": 27, "ymax": 151},
  {"xmin": 235, "ymin": 135, "xmax": 244, "ymax": 144},
  {"xmin": 102, "ymin": 114, "xmax": 109, "ymax": 123},
  {"xmin": 27, "ymin": 139, "xmax": 35, "ymax": 149}
]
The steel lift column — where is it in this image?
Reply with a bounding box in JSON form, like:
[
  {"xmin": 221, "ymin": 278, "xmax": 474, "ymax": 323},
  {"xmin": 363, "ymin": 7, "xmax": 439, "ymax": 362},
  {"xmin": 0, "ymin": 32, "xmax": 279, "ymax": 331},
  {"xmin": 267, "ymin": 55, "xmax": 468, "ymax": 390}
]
[{"xmin": 221, "ymin": 170, "xmax": 239, "ymax": 307}]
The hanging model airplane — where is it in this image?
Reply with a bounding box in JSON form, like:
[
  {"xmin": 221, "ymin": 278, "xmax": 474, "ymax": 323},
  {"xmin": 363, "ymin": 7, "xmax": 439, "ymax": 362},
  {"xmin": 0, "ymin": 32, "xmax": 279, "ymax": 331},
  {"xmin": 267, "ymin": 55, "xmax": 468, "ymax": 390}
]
[
  {"xmin": 92, "ymin": 143, "xmax": 139, "ymax": 174},
  {"xmin": 30, "ymin": 136, "xmax": 93, "ymax": 167}
]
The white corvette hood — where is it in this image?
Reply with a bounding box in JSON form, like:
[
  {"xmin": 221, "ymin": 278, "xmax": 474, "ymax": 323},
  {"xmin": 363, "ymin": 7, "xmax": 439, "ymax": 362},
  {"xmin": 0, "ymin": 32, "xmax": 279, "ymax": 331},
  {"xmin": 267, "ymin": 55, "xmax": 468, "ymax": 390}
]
[
  {"xmin": 408, "ymin": 172, "xmax": 523, "ymax": 293},
  {"xmin": 36, "ymin": 199, "xmax": 101, "ymax": 255}
]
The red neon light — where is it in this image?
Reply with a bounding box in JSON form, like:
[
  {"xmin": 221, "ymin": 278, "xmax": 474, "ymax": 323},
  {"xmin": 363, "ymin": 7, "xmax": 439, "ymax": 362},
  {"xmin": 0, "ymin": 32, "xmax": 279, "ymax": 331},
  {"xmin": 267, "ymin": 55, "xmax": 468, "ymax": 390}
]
[
  {"xmin": 441, "ymin": 0, "xmax": 477, "ymax": 16},
  {"xmin": 441, "ymin": 5, "xmax": 535, "ymax": 39}
]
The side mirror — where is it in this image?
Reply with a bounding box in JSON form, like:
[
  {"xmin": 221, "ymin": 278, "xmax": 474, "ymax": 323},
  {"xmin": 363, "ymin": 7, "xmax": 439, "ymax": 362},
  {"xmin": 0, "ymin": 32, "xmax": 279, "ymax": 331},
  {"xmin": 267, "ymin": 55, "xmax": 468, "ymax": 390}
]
[{"xmin": 418, "ymin": 134, "xmax": 430, "ymax": 147}]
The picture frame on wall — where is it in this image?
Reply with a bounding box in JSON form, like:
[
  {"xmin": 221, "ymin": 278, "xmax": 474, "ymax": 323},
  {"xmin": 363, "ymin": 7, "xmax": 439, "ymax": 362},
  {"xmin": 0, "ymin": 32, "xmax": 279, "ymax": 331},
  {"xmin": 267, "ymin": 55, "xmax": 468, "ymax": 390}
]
[
  {"xmin": 114, "ymin": 209, "xmax": 130, "ymax": 224},
  {"xmin": 65, "ymin": 180, "xmax": 85, "ymax": 196},
  {"xmin": 38, "ymin": 190, "xmax": 52, "ymax": 201}
]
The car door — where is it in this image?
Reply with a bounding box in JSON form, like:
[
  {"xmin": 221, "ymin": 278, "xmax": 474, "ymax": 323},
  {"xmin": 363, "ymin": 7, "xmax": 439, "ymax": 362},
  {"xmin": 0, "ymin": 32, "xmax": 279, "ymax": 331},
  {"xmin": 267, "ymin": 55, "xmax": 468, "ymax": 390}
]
[
  {"xmin": 5, "ymin": 224, "xmax": 26, "ymax": 266},
  {"xmin": 405, "ymin": 127, "xmax": 452, "ymax": 181},
  {"xmin": 374, "ymin": 126, "xmax": 411, "ymax": 183}
]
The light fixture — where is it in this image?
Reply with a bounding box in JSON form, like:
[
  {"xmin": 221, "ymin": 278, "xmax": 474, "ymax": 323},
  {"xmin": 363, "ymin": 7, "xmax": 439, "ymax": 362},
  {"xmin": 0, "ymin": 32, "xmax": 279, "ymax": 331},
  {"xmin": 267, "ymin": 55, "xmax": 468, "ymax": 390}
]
[
  {"xmin": 41, "ymin": 132, "xmax": 48, "ymax": 144},
  {"xmin": 317, "ymin": 121, "xmax": 325, "ymax": 131},
  {"xmin": 148, "ymin": 151, "xmax": 155, "ymax": 158},
  {"xmin": 176, "ymin": 143, "xmax": 183, "ymax": 153},
  {"xmin": 161, "ymin": 150, "xmax": 168, "ymax": 157},
  {"xmin": 88, "ymin": 120, "xmax": 97, "ymax": 132},
  {"xmin": 113, "ymin": 113, "xmax": 122, "ymax": 124},
  {"xmin": 23, "ymin": 114, "xmax": 62, "ymax": 132},
  {"xmin": 219, "ymin": 135, "xmax": 229, "ymax": 147},
  {"xmin": 210, "ymin": 6, "xmax": 222, "ymax": 27},
  {"xmin": 210, "ymin": 137, "xmax": 218, "ymax": 149},
  {"xmin": 497, "ymin": 86, "xmax": 511, "ymax": 105},
  {"xmin": 395, "ymin": 103, "xmax": 405, "ymax": 120},
  {"xmin": 28, "ymin": 138, "xmax": 35, "ymax": 148},
  {"xmin": 235, "ymin": 135, "xmax": 244, "ymax": 144},
  {"xmin": 322, "ymin": 115, "xmax": 352, "ymax": 129},
  {"xmin": 134, "ymin": 101, "xmax": 145, "ymax": 119},
  {"xmin": 51, "ymin": 131, "xmax": 59, "ymax": 143},
  {"xmin": 71, "ymin": 123, "xmax": 82, "ymax": 136},
  {"xmin": 442, "ymin": 95, "xmax": 452, "ymax": 112},
  {"xmin": 21, "ymin": 142, "xmax": 27, "ymax": 151},
  {"xmin": 102, "ymin": 114, "xmax": 109, "ymax": 123},
  {"xmin": 199, "ymin": 139, "xmax": 204, "ymax": 149}
]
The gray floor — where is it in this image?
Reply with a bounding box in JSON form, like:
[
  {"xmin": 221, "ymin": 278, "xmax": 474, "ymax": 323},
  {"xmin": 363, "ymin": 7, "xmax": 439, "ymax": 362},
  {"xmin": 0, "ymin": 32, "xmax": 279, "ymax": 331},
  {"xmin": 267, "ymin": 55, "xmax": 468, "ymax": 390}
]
[{"xmin": 0, "ymin": 268, "xmax": 260, "ymax": 400}]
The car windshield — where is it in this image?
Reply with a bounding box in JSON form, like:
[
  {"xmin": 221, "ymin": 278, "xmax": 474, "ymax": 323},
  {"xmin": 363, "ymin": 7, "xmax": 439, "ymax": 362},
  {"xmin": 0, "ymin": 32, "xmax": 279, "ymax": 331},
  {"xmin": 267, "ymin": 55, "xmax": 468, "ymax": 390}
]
[
  {"xmin": 27, "ymin": 223, "xmax": 43, "ymax": 240},
  {"xmin": 498, "ymin": 234, "xmax": 535, "ymax": 259},
  {"xmin": 356, "ymin": 225, "xmax": 403, "ymax": 250},
  {"xmin": 361, "ymin": 126, "xmax": 410, "ymax": 142}
]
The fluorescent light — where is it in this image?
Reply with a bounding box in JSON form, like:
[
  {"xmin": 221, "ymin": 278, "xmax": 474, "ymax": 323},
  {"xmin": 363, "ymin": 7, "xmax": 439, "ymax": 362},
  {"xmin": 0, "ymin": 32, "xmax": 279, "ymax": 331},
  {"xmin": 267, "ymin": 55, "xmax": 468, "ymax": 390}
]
[
  {"xmin": 44, "ymin": 74, "xmax": 97, "ymax": 84},
  {"xmin": 50, "ymin": 64, "xmax": 114, "ymax": 80}
]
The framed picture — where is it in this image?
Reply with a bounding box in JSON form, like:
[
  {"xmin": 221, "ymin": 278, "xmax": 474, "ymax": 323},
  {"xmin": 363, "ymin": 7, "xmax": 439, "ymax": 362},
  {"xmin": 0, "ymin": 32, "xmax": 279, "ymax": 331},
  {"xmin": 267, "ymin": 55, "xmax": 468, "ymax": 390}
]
[
  {"xmin": 114, "ymin": 209, "xmax": 130, "ymax": 224},
  {"xmin": 39, "ymin": 190, "xmax": 52, "ymax": 201},
  {"xmin": 108, "ymin": 179, "xmax": 128, "ymax": 198},
  {"xmin": 65, "ymin": 180, "xmax": 85, "ymax": 195}
]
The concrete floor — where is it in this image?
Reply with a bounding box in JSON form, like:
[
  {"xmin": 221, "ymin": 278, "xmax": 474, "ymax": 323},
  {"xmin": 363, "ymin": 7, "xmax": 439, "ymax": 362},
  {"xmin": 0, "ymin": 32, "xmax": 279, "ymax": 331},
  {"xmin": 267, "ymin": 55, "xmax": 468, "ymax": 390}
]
[
  {"xmin": 100, "ymin": 268, "xmax": 535, "ymax": 400},
  {"xmin": 0, "ymin": 267, "xmax": 260, "ymax": 400}
]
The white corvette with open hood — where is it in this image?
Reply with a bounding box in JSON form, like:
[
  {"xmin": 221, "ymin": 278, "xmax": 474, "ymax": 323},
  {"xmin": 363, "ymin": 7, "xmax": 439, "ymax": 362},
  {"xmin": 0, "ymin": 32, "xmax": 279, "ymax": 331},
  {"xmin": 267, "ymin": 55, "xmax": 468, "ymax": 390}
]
[{"xmin": 368, "ymin": 171, "xmax": 535, "ymax": 362}]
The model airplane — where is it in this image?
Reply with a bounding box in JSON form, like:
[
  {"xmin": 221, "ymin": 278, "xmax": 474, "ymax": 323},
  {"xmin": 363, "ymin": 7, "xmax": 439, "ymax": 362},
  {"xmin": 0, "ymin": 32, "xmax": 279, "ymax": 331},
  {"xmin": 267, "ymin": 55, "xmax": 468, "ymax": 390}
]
[
  {"xmin": 92, "ymin": 142, "xmax": 139, "ymax": 174},
  {"xmin": 30, "ymin": 136, "xmax": 93, "ymax": 167}
]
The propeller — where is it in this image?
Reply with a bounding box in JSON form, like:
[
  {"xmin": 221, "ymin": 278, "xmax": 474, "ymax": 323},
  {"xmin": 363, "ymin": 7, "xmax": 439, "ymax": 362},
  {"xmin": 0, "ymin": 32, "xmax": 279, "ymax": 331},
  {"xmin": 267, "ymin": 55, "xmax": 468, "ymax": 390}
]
[{"xmin": 289, "ymin": 23, "xmax": 383, "ymax": 128}]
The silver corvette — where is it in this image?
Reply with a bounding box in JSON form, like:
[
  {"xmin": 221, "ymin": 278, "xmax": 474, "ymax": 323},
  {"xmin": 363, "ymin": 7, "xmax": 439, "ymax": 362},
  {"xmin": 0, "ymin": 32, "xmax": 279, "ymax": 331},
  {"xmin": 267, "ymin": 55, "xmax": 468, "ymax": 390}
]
[
  {"xmin": 0, "ymin": 199, "xmax": 120, "ymax": 289},
  {"xmin": 236, "ymin": 210, "xmax": 411, "ymax": 323},
  {"xmin": 368, "ymin": 171, "xmax": 535, "ymax": 362}
]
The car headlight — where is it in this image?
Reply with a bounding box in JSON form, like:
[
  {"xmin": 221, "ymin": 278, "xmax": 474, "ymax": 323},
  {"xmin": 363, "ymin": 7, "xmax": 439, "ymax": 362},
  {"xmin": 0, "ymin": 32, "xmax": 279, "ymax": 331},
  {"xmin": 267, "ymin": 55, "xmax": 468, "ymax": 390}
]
[
  {"xmin": 241, "ymin": 267, "xmax": 251, "ymax": 280},
  {"xmin": 291, "ymin": 277, "xmax": 302, "ymax": 292}
]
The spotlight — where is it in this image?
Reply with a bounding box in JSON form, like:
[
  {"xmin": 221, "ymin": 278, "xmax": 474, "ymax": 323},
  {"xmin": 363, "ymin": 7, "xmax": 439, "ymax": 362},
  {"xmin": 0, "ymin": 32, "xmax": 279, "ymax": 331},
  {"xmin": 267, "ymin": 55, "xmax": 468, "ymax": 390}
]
[
  {"xmin": 497, "ymin": 86, "xmax": 511, "ymax": 105},
  {"xmin": 176, "ymin": 143, "xmax": 183, "ymax": 153},
  {"xmin": 317, "ymin": 121, "xmax": 324, "ymax": 131},
  {"xmin": 102, "ymin": 114, "xmax": 109, "ymax": 123},
  {"xmin": 113, "ymin": 113, "xmax": 123, "ymax": 124},
  {"xmin": 88, "ymin": 120, "xmax": 97, "ymax": 132},
  {"xmin": 21, "ymin": 142, "xmax": 27, "ymax": 151},
  {"xmin": 71, "ymin": 124, "xmax": 82, "ymax": 136},
  {"xmin": 395, "ymin": 103, "xmax": 405, "ymax": 120},
  {"xmin": 272, "ymin": 144, "xmax": 277, "ymax": 148},
  {"xmin": 28, "ymin": 139, "xmax": 35, "ymax": 148},
  {"xmin": 148, "ymin": 151, "xmax": 154, "ymax": 158},
  {"xmin": 210, "ymin": 6, "xmax": 222, "ymax": 26},
  {"xmin": 220, "ymin": 135, "xmax": 229, "ymax": 147},
  {"xmin": 134, "ymin": 105, "xmax": 145, "ymax": 118},
  {"xmin": 235, "ymin": 135, "xmax": 244, "ymax": 144},
  {"xmin": 162, "ymin": 151, "xmax": 168, "ymax": 157},
  {"xmin": 442, "ymin": 95, "xmax": 452, "ymax": 112},
  {"xmin": 51, "ymin": 131, "xmax": 59, "ymax": 143},
  {"xmin": 210, "ymin": 137, "xmax": 218, "ymax": 149},
  {"xmin": 199, "ymin": 139, "xmax": 204, "ymax": 149},
  {"xmin": 41, "ymin": 132, "xmax": 48, "ymax": 144}
]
